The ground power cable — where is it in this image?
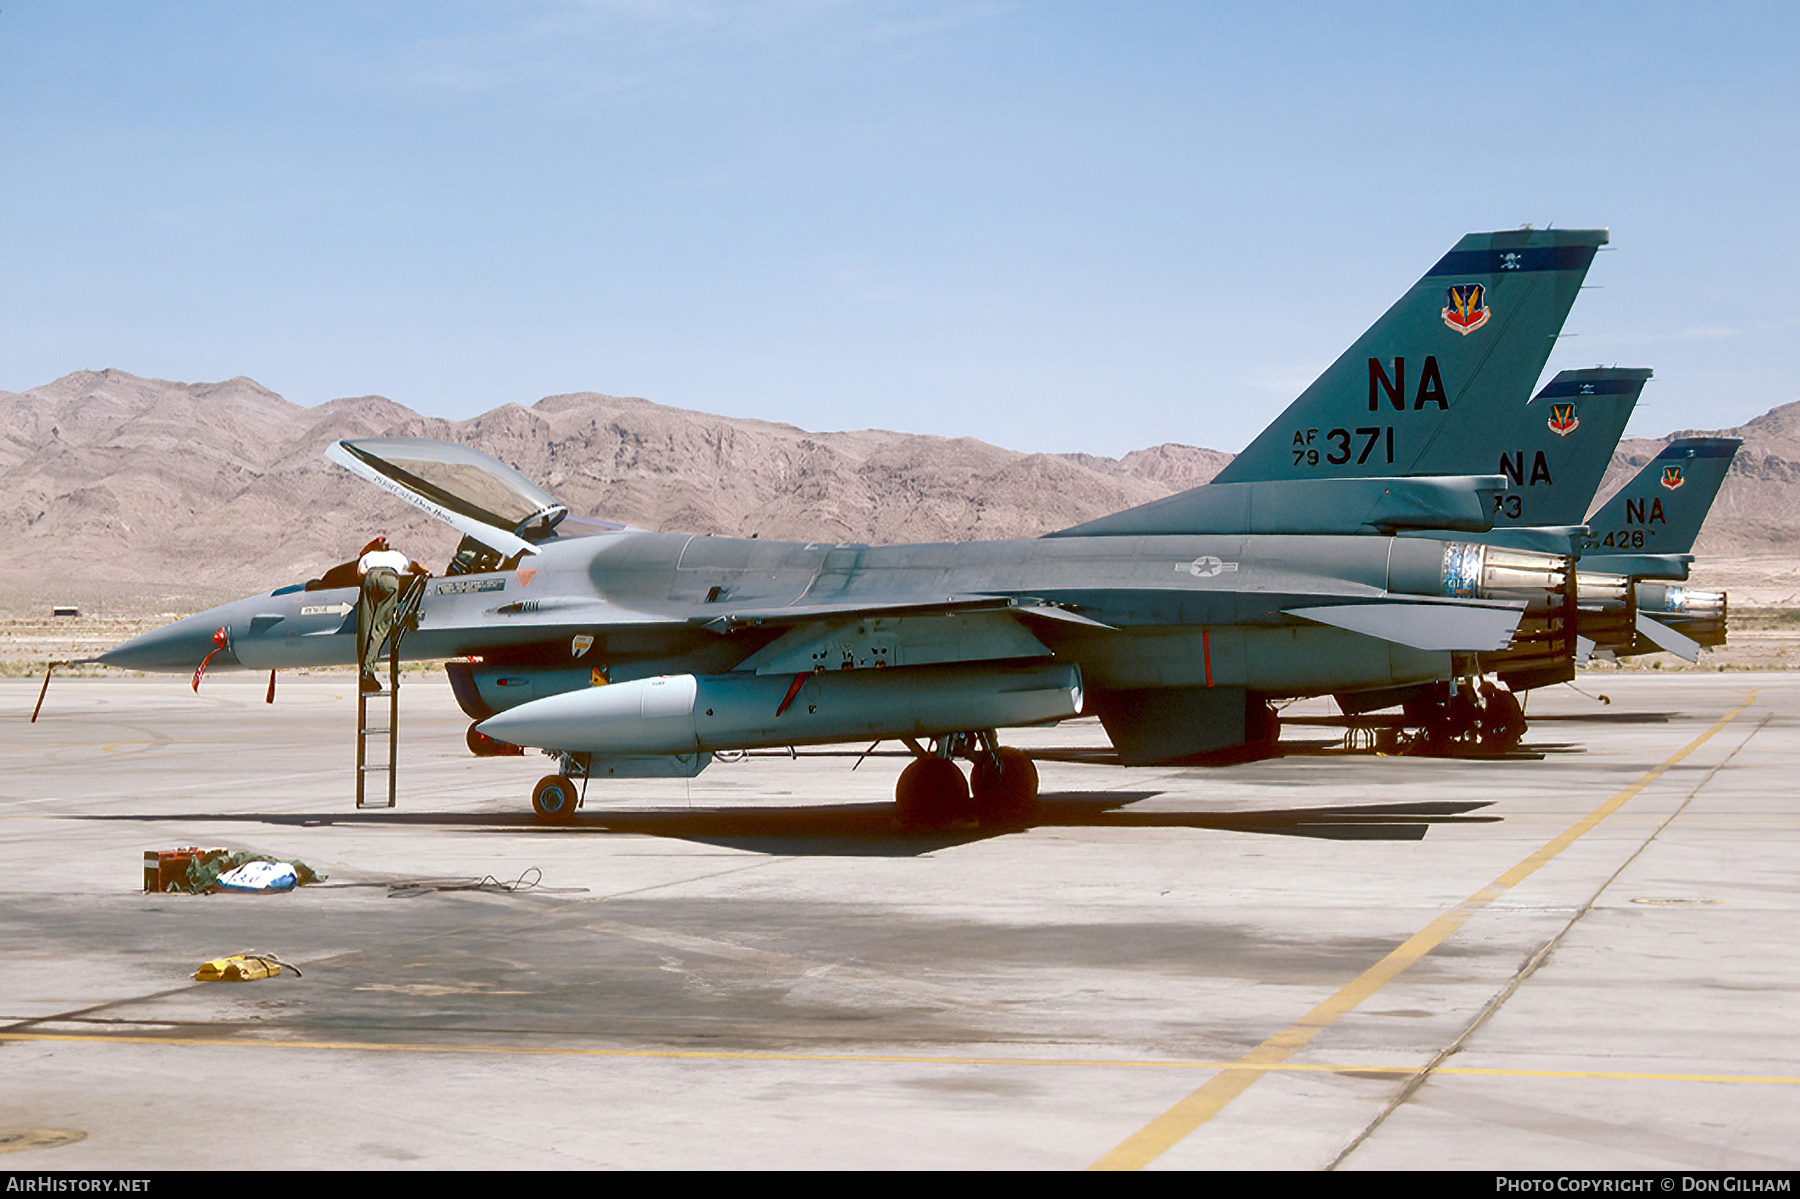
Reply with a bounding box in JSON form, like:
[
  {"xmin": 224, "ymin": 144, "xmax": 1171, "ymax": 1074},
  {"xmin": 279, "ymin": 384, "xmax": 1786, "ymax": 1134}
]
[{"xmin": 386, "ymin": 867, "xmax": 587, "ymax": 898}]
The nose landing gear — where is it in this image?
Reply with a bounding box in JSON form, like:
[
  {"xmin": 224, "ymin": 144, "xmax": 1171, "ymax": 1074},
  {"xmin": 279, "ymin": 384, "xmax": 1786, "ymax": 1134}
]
[
  {"xmin": 529, "ymin": 752, "xmax": 591, "ymax": 824},
  {"xmin": 531, "ymin": 774, "xmax": 580, "ymax": 823}
]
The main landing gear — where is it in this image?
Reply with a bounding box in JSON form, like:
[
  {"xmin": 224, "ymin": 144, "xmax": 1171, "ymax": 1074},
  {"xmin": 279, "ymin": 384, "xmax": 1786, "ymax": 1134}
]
[
  {"xmin": 519, "ymin": 736, "xmax": 1040, "ymax": 832},
  {"xmin": 1402, "ymin": 679, "xmax": 1528, "ymax": 756},
  {"xmin": 895, "ymin": 732, "xmax": 1039, "ymax": 832}
]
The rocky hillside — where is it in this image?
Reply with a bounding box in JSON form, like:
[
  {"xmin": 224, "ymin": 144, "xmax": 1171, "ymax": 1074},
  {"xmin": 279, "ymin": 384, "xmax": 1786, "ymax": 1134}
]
[{"xmin": 0, "ymin": 370, "xmax": 1184, "ymax": 601}]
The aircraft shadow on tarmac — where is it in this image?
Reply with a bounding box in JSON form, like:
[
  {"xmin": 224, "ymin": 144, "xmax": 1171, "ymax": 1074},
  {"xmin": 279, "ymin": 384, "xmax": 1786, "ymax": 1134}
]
[
  {"xmin": 78, "ymin": 794, "xmax": 1498, "ymax": 858},
  {"xmin": 1030, "ymin": 739, "xmax": 1561, "ymax": 764}
]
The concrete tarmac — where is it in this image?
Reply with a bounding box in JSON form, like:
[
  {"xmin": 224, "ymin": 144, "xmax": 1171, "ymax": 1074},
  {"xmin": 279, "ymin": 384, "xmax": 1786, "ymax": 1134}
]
[{"xmin": 1, "ymin": 670, "xmax": 1795, "ymax": 1171}]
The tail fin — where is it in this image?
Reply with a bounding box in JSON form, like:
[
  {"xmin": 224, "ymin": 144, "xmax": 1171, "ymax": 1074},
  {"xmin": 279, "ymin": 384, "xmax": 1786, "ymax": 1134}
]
[
  {"xmin": 1478, "ymin": 367, "xmax": 1650, "ymax": 528},
  {"xmin": 1582, "ymin": 438, "xmax": 1742, "ymax": 556},
  {"xmin": 1214, "ymin": 228, "xmax": 1606, "ymax": 485}
]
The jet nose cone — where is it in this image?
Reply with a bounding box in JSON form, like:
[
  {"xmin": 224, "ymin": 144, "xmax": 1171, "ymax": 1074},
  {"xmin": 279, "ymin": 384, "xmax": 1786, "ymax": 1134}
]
[{"xmin": 98, "ymin": 616, "xmax": 236, "ymax": 673}]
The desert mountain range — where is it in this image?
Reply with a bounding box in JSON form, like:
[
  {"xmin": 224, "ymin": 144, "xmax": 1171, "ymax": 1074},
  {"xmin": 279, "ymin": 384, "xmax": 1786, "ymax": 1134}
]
[{"xmin": 3, "ymin": 369, "xmax": 1797, "ymax": 613}]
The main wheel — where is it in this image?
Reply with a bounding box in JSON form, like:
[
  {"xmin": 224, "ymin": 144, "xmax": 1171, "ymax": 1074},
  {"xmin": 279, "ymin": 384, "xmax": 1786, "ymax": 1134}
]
[
  {"xmin": 894, "ymin": 758, "xmax": 970, "ymax": 831},
  {"xmin": 1477, "ymin": 688, "xmax": 1527, "ymax": 753},
  {"xmin": 970, "ymin": 747, "xmax": 1039, "ymax": 825},
  {"xmin": 532, "ymin": 774, "xmax": 580, "ymax": 824},
  {"xmin": 1246, "ymin": 699, "xmax": 1281, "ymax": 747}
]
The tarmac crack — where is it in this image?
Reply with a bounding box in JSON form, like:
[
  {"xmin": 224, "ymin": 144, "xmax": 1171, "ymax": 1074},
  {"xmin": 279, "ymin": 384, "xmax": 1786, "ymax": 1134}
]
[{"xmin": 1325, "ymin": 705, "xmax": 1774, "ymax": 1170}]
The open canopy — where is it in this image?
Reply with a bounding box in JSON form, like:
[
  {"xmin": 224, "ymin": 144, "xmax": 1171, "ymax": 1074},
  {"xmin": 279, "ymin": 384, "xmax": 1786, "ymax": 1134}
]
[{"xmin": 326, "ymin": 437, "xmax": 568, "ymax": 558}]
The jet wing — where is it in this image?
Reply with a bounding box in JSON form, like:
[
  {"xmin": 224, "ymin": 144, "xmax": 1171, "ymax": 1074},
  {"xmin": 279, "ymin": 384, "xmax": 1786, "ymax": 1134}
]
[
  {"xmin": 700, "ymin": 595, "xmax": 1115, "ymax": 633},
  {"xmin": 704, "ymin": 597, "xmax": 1115, "ymax": 676}
]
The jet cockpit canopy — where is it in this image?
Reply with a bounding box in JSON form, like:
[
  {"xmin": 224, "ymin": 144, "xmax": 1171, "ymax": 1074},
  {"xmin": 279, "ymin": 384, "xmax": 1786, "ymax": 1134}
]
[{"xmin": 326, "ymin": 437, "xmax": 568, "ymax": 560}]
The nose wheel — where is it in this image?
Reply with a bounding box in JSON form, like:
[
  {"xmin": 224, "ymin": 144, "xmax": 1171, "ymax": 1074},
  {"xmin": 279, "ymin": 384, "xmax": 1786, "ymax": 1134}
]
[{"xmin": 532, "ymin": 774, "xmax": 581, "ymax": 824}]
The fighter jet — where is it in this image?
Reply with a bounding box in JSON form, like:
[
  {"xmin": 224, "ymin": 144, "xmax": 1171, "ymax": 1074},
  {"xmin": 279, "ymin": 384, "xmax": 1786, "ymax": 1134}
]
[{"xmin": 99, "ymin": 227, "xmax": 1607, "ymax": 824}]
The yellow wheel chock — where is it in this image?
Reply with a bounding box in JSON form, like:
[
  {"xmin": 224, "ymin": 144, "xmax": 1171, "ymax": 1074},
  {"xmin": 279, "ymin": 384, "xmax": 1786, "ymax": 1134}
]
[{"xmin": 194, "ymin": 952, "xmax": 302, "ymax": 982}]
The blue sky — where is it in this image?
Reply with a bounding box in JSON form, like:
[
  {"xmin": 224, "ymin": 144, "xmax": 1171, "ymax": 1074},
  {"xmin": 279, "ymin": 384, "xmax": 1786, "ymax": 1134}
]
[{"xmin": 3, "ymin": 1, "xmax": 1795, "ymax": 456}]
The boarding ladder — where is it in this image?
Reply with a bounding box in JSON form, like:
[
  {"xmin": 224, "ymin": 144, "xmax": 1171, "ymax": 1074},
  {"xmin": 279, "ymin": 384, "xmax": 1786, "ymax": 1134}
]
[{"xmin": 355, "ymin": 576, "xmax": 425, "ymax": 809}]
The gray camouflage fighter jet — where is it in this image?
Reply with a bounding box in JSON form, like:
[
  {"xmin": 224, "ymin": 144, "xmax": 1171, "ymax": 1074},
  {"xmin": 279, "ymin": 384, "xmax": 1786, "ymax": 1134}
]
[{"xmin": 99, "ymin": 227, "xmax": 1607, "ymax": 824}]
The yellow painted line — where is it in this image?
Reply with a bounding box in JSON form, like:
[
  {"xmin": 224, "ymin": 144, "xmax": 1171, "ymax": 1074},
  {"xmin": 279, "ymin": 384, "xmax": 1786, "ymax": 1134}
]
[
  {"xmin": 1090, "ymin": 690, "xmax": 1761, "ymax": 1171},
  {"xmin": 1430, "ymin": 1066, "xmax": 1800, "ymax": 1085},
  {"xmin": 1, "ymin": 1030, "xmax": 1795, "ymax": 1087}
]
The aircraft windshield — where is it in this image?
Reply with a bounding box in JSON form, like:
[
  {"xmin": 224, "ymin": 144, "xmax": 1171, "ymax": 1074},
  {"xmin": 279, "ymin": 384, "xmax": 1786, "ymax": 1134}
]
[{"xmin": 336, "ymin": 438, "xmax": 566, "ymax": 536}]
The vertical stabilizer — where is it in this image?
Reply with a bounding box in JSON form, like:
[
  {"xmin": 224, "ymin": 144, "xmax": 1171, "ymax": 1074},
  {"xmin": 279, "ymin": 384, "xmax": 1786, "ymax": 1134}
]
[
  {"xmin": 1470, "ymin": 367, "xmax": 1650, "ymax": 528},
  {"xmin": 1215, "ymin": 228, "xmax": 1606, "ymax": 485},
  {"xmin": 1582, "ymin": 438, "xmax": 1742, "ymax": 557}
]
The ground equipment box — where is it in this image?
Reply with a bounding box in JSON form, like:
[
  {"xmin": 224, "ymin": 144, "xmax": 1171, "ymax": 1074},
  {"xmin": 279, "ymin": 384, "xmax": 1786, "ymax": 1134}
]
[{"xmin": 143, "ymin": 847, "xmax": 228, "ymax": 892}]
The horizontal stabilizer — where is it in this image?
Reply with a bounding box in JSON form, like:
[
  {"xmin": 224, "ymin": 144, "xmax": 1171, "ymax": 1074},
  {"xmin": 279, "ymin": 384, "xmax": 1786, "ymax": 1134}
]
[
  {"xmin": 1634, "ymin": 612, "xmax": 1703, "ymax": 663},
  {"xmin": 1285, "ymin": 601, "xmax": 1523, "ymax": 652}
]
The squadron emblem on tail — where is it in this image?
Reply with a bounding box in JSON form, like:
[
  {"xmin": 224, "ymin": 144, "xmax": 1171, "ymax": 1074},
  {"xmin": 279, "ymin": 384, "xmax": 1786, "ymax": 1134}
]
[{"xmin": 1442, "ymin": 283, "xmax": 1490, "ymax": 334}]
